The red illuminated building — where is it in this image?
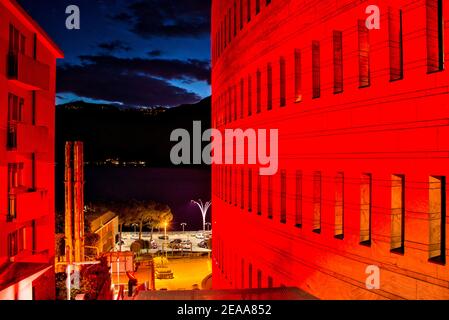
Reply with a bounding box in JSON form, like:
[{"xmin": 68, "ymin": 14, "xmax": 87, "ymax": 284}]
[
  {"xmin": 211, "ymin": 0, "xmax": 449, "ymax": 299},
  {"xmin": 0, "ymin": 0, "xmax": 63, "ymax": 299}
]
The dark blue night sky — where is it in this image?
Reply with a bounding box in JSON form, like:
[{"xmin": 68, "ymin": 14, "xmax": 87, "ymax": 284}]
[{"xmin": 17, "ymin": 0, "xmax": 211, "ymax": 107}]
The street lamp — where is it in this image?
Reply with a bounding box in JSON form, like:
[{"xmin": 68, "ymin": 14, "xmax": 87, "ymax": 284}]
[
  {"xmin": 181, "ymin": 223, "xmax": 187, "ymax": 234},
  {"xmin": 164, "ymin": 221, "xmax": 168, "ymax": 258},
  {"xmin": 191, "ymin": 199, "xmax": 211, "ymax": 233},
  {"xmin": 206, "ymin": 222, "xmax": 211, "ymax": 232}
]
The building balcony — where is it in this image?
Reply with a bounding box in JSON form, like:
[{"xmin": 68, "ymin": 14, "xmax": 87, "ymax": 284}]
[
  {"xmin": 7, "ymin": 188, "xmax": 49, "ymax": 223},
  {"xmin": 7, "ymin": 52, "xmax": 50, "ymax": 91},
  {"xmin": 7, "ymin": 123, "xmax": 49, "ymax": 154}
]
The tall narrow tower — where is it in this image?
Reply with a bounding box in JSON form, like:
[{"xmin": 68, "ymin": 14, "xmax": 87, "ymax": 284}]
[{"xmin": 65, "ymin": 141, "xmax": 85, "ymax": 262}]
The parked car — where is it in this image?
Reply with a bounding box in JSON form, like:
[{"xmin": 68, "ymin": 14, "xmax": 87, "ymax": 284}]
[
  {"xmin": 158, "ymin": 235, "xmax": 169, "ymax": 240},
  {"xmin": 168, "ymin": 239, "xmax": 182, "ymax": 249},
  {"xmin": 198, "ymin": 240, "xmax": 208, "ymax": 249},
  {"xmin": 195, "ymin": 233, "xmax": 205, "ymax": 239},
  {"xmin": 181, "ymin": 240, "xmax": 192, "ymax": 250}
]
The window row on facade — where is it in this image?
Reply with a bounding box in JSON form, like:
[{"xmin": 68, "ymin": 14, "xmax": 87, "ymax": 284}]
[
  {"xmin": 213, "ymin": 0, "xmax": 272, "ymax": 64},
  {"xmin": 214, "ymin": 237, "xmax": 281, "ymax": 290},
  {"xmin": 214, "ymin": 167, "xmax": 447, "ymax": 264},
  {"xmin": 213, "ymin": 0, "xmax": 444, "ymax": 127}
]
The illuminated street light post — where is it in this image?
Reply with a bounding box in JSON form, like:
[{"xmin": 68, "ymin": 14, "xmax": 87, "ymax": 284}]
[
  {"xmin": 206, "ymin": 222, "xmax": 211, "ymax": 232},
  {"xmin": 131, "ymin": 223, "xmax": 138, "ymax": 238},
  {"xmin": 164, "ymin": 221, "xmax": 168, "ymax": 258},
  {"xmin": 191, "ymin": 199, "xmax": 211, "ymax": 233}
]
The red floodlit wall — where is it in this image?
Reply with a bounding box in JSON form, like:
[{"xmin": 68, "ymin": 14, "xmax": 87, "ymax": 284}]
[
  {"xmin": 211, "ymin": 0, "xmax": 449, "ymax": 299},
  {"xmin": 0, "ymin": 0, "xmax": 63, "ymax": 299}
]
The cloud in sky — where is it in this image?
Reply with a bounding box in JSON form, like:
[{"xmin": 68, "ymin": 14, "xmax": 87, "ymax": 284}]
[
  {"xmin": 113, "ymin": 0, "xmax": 211, "ymax": 38},
  {"xmin": 57, "ymin": 55, "xmax": 210, "ymax": 107}
]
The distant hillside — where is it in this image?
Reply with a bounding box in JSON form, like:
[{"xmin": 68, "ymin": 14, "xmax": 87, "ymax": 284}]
[{"xmin": 56, "ymin": 97, "xmax": 211, "ymax": 166}]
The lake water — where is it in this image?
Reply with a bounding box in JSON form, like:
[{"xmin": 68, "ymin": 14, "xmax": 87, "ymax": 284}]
[{"xmin": 56, "ymin": 167, "xmax": 211, "ymax": 231}]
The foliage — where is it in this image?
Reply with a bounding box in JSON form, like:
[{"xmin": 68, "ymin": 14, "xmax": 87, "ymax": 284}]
[
  {"xmin": 90, "ymin": 200, "xmax": 173, "ymax": 239},
  {"xmin": 55, "ymin": 234, "xmax": 66, "ymax": 260},
  {"xmin": 55, "ymin": 257, "xmax": 111, "ymax": 300}
]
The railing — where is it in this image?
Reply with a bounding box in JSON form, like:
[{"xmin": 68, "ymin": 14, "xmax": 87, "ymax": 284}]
[{"xmin": 7, "ymin": 194, "xmax": 16, "ymax": 222}]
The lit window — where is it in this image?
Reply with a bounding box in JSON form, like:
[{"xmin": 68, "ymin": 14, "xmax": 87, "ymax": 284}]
[
  {"xmin": 313, "ymin": 171, "xmax": 321, "ymax": 233},
  {"xmin": 389, "ymin": 8, "xmax": 403, "ymax": 81},
  {"xmin": 429, "ymin": 176, "xmax": 446, "ymax": 264},
  {"xmin": 333, "ymin": 30, "xmax": 344, "ymax": 93},
  {"xmin": 295, "ymin": 171, "xmax": 303, "ymax": 227},
  {"xmin": 360, "ymin": 173, "xmax": 372, "ymax": 245},
  {"xmin": 358, "ymin": 20, "xmax": 370, "ymax": 87},
  {"xmin": 391, "ymin": 174, "xmax": 405, "ymax": 253},
  {"xmin": 335, "ymin": 172, "xmax": 344, "ymax": 239},
  {"xmin": 426, "ymin": 0, "xmax": 444, "ymax": 73}
]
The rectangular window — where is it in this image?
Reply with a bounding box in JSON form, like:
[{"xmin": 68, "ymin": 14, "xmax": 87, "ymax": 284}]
[
  {"xmin": 241, "ymin": 169, "xmax": 245, "ymax": 209},
  {"xmin": 228, "ymin": 9, "xmax": 232, "ymax": 43},
  {"xmin": 8, "ymin": 93, "xmax": 23, "ymax": 122},
  {"xmin": 257, "ymin": 270, "xmax": 262, "ymax": 288},
  {"xmin": 240, "ymin": 79, "xmax": 244, "ymax": 118},
  {"xmin": 391, "ymin": 174, "xmax": 405, "ymax": 253},
  {"xmin": 248, "ymin": 75, "xmax": 253, "ymax": 116},
  {"xmin": 235, "ymin": 168, "xmax": 238, "ymax": 207},
  {"xmin": 248, "ymin": 169, "xmax": 253, "ymax": 212},
  {"xmin": 313, "ymin": 171, "xmax": 322, "ymax": 233},
  {"xmin": 8, "ymin": 231, "xmax": 18, "ymax": 257},
  {"xmin": 256, "ymin": 70, "xmax": 261, "ymax": 113},
  {"xmin": 248, "ymin": 263, "xmax": 253, "ymax": 288},
  {"xmin": 312, "ymin": 41, "xmax": 321, "ymax": 99},
  {"xmin": 268, "ymin": 176, "xmax": 273, "ymax": 219},
  {"xmin": 240, "ymin": 0, "xmax": 244, "ymax": 29},
  {"xmin": 234, "ymin": 1, "xmax": 237, "ymax": 37},
  {"xmin": 247, "ymin": 0, "xmax": 251, "ymax": 22},
  {"xmin": 360, "ymin": 173, "xmax": 372, "ymax": 245},
  {"xmin": 280, "ymin": 57, "xmax": 286, "ymax": 107},
  {"xmin": 267, "ymin": 63, "xmax": 272, "ymax": 110},
  {"xmin": 358, "ymin": 19, "xmax": 370, "ymax": 87},
  {"xmin": 224, "ymin": 18, "xmax": 227, "ymax": 49},
  {"xmin": 335, "ymin": 172, "xmax": 344, "ymax": 239},
  {"xmin": 257, "ymin": 173, "xmax": 262, "ymax": 215},
  {"xmin": 8, "ymin": 163, "xmax": 24, "ymax": 190},
  {"xmin": 429, "ymin": 176, "xmax": 446, "ymax": 264},
  {"xmin": 426, "ymin": 0, "xmax": 444, "ymax": 73},
  {"xmin": 256, "ymin": 0, "xmax": 260, "ymax": 14},
  {"xmin": 241, "ymin": 259, "xmax": 245, "ymax": 287},
  {"xmin": 294, "ymin": 49, "xmax": 302, "ymax": 102},
  {"xmin": 389, "ymin": 9, "xmax": 403, "ymax": 81},
  {"xmin": 295, "ymin": 171, "xmax": 303, "ymax": 227},
  {"xmin": 333, "ymin": 30, "xmax": 344, "ymax": 93},
  {"xmin": 234, "ymin": 85, "xmax": 238, "ymax": 121},
  {"xmin": 230, "ymin": 168, "xmax": 233, "ymax": 204},
  {"xmin": 280, "ymin": 170, "xmax": 287, "ymax": 224}
]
